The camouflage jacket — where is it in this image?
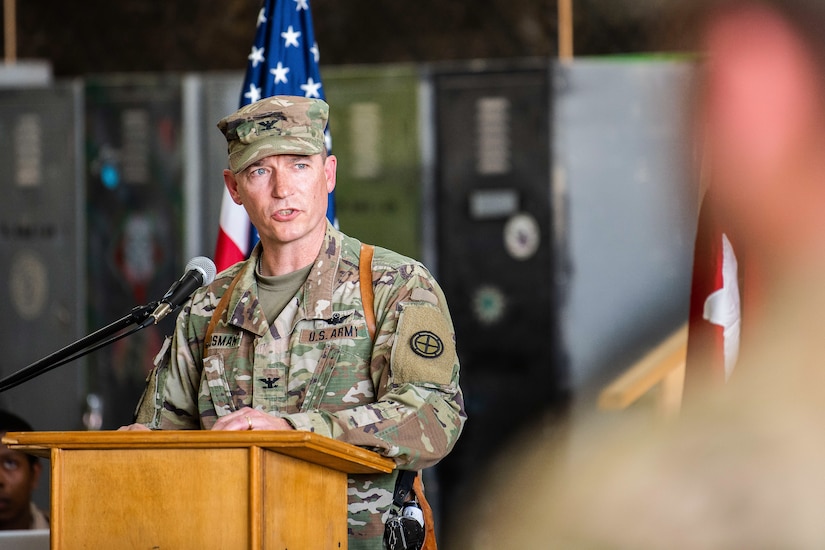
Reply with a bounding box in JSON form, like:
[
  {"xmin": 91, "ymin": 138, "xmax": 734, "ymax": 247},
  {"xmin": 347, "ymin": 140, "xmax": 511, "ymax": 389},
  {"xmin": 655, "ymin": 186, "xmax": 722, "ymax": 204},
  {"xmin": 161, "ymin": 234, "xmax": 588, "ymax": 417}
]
[{"xmin": 135, "ymin": 223, "xmax": 466, "ymax": 549}]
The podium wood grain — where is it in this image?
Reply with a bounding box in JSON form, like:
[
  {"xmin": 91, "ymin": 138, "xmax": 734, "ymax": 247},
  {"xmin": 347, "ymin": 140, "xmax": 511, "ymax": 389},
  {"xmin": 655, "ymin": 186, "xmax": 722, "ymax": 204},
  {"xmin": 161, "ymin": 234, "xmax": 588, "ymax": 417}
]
[{"xmin": 3, "ymin": 431, "xmax": 395, "ymax": 550}]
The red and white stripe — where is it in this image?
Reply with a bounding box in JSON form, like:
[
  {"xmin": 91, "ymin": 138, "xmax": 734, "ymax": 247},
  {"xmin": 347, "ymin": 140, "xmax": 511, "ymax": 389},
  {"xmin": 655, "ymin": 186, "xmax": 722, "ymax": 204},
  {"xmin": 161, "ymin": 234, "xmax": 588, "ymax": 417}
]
[{"xmin": 214, "ymin": 189, "xmax": 251, "ymax": 272}]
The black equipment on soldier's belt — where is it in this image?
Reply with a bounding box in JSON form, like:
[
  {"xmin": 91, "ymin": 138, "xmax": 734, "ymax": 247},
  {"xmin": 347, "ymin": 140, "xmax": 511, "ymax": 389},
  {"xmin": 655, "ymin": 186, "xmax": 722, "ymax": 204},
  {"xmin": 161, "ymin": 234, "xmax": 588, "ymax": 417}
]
[{"xmin": 384, "ymin": 470, "xmax": 425, "ymax": 550}]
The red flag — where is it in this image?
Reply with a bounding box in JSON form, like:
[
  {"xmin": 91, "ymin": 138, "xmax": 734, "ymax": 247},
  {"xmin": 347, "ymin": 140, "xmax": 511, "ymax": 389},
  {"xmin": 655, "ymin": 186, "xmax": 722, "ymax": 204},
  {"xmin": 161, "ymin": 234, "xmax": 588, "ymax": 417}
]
[
  {"xmin": 214, "ymin": 190, "xmax": 251, "ymax": 271},
  {"xmin": 684, "ymin": 190, "xmax": 742, "ymax": 394}
]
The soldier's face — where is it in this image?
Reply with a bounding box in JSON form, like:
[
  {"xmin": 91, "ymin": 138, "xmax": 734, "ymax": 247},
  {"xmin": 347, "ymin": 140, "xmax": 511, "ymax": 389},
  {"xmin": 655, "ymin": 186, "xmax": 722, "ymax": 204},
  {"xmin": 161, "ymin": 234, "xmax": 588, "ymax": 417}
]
[
  {"xmin": 224, "ymin": 153, "xmax": 336, "ymax": 254},
  {"xmin": 0, "ymin": 442, "xmax": 40, "ymax": 530}
]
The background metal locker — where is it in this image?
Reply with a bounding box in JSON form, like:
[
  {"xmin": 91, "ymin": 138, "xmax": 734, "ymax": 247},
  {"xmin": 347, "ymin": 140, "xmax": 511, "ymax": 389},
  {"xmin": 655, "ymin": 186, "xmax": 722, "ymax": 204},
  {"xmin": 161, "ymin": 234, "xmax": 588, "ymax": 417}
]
[
  {"xmin": 84, "ymin": 75, "xmax": 184, "ymax": 429},
  {"xmin": 325, "ymin": 63, "xmax": 423, "ymax": 258},
  {"xmin": 0, "ymin": 82, "xmax": 86, "ymax": 508},
  {"xmin": 428, "ymin": 61, "xmax": 569, "ymax": 534}
]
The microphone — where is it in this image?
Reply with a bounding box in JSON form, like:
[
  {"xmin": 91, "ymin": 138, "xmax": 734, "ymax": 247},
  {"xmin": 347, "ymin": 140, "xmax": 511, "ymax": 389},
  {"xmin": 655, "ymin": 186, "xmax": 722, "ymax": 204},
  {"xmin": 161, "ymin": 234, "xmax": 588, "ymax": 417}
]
[{"xmin": 141, "ymin": 256, "xmax": 217, "ymax": 327}]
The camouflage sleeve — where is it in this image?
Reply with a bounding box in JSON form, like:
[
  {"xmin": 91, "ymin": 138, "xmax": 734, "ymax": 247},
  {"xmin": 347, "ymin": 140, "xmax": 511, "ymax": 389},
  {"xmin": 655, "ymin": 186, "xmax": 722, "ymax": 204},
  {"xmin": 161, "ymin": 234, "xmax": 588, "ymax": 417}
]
[
  {"xmin": 133, "ymin": 294, "xmax": 211, "ymax": 430},
  {"xmin": 283, "ymin": 263, "xmax": 467, "ymax": 470},
  {"xmin": 133, "ymin": 336, "xmax": 173, "ymax": 426}
]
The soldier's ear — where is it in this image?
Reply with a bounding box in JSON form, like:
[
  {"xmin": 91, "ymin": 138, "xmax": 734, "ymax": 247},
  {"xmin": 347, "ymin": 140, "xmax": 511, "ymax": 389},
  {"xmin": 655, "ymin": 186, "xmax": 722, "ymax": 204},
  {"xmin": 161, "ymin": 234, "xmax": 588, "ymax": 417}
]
[
  {"xmin": 324, "ymin": 155, "xmax": 337, "ymax": 193},
  {"xmin": 224, "ymin": 169, "xmax": 243, "ymax": 205}
]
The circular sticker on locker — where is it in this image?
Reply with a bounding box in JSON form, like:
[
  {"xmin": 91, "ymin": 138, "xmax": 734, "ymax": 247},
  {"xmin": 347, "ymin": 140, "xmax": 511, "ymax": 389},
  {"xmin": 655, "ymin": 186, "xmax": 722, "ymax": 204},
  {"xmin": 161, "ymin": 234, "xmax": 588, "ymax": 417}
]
[
  {"xmin": 9, "ymin": 250, "xmax": 48, "ymax": 321},
  {"xmin": 503, "ymin": 213, "xmax": 541, "ymax": 261},
  {"xmin": 472, "ymin": 285, "xmax": 506, "ymax": 326}
]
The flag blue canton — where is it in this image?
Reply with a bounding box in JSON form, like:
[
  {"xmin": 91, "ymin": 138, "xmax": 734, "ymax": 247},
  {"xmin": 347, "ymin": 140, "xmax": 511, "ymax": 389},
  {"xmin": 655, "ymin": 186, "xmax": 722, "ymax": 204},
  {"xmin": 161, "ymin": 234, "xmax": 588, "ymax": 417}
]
[
  {"xmin": 241, "ymin": 0, "xmax": 325, "ymax": 106},
  {"xmin": 239, "ymin": 0, "xmax": 335, "ymax": 247}
]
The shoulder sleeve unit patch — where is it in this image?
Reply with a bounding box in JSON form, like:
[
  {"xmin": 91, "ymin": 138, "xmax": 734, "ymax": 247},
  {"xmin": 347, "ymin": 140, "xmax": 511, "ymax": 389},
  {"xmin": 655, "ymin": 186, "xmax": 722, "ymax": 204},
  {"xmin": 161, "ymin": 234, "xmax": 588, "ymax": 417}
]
[{"xmin": 391, "ymin": 302, "xmax": 456, "ymax": 386}]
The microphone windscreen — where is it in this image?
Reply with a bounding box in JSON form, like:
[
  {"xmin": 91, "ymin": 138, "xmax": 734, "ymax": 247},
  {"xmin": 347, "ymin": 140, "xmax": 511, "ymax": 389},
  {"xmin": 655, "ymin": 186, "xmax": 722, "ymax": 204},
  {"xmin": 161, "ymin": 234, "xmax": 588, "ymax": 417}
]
[{"xmin": 185, "ymin": 256, "xmax": 217, "ymax": 286}]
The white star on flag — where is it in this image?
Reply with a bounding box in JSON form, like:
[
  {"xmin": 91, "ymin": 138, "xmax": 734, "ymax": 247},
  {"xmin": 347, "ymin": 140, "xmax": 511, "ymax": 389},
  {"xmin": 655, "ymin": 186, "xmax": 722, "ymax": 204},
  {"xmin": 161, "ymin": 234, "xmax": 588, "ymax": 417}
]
[
  {"xmin": 310, "ymin": 42, "xmax": 320, "ymax": 63},
  {"xmin": 300, "ymin": 77, "xmax": 322, "ymax": 98},
  {"xmin": 270, "ymin": 61, "xmax": 290, "ymax": 84},
  {"xmin": 256, "ymin": 7, "xmax": 267, "ymax": 27},
  {"xmin": 243, "ymin": 83, "xmax": 262, "ymax": 104},
  {"xmin": 248, "ymin": 46, "xmax": 265, "ymax": 68},
  {"xmin": 281, "ymin": 25, "xmax": 301, "ymax": 48},
  {"xmin": 294, "ymin": 0, "xmax": 309, "ymax": 10}
]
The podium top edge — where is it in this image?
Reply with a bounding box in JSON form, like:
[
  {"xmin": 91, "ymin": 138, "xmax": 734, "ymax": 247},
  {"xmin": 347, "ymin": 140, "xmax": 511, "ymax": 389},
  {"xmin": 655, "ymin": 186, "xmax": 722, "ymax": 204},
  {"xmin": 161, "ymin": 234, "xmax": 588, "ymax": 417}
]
[{"xmin": 2, "ymin": 430, "xmax": 396, "ymax": 474}]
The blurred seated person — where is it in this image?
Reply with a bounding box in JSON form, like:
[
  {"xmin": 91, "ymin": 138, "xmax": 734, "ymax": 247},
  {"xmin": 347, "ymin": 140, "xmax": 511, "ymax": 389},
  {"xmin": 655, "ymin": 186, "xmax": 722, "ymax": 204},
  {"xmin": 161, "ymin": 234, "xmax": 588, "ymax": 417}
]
[{"xmin": 0, "ymin": 410, "xmax": 48, "ymax": 530}]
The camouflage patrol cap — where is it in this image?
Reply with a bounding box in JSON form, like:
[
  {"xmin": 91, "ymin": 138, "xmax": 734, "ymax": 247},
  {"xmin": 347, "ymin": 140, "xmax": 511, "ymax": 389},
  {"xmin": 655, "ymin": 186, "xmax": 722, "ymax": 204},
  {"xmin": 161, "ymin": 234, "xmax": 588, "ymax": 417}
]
[{"xmin": 217, "ymin": 95, "xmax": 329, "ymax": 173}]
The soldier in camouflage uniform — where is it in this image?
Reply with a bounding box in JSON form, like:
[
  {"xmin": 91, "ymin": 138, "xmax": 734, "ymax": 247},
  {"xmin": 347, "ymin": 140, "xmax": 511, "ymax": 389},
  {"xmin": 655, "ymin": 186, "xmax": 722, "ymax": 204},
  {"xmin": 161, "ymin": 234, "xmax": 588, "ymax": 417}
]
[{"xmin": 125, "ymin": 96, "xmax": 466, "ymax": 549}]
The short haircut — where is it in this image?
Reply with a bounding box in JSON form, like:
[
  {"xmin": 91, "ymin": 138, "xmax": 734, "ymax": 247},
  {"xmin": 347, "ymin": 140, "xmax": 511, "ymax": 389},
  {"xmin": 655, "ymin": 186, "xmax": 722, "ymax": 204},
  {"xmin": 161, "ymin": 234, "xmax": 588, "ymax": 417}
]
[{"xmin": 0, "ymin": 409, "xmax": 37, "ymax": 466}]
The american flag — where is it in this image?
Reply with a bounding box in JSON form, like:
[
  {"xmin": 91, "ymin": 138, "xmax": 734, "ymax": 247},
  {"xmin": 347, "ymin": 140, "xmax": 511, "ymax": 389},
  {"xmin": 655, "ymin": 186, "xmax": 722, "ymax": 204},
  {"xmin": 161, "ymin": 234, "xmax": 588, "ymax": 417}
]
[{"xmin": 214, "ymin": 0, "xmax": 334, "ymax": 271}]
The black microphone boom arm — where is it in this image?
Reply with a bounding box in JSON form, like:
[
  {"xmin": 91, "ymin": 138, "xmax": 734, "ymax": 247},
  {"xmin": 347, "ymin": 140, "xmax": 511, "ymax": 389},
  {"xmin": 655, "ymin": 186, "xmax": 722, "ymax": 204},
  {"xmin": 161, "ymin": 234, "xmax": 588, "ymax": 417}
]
[
  {"xmin": 0, "ymin": 256, "xmax": 216, "ymax": 393},
  {"xmin": 0, "ymin": 303, "xmax": 158, "ymax": 393}
]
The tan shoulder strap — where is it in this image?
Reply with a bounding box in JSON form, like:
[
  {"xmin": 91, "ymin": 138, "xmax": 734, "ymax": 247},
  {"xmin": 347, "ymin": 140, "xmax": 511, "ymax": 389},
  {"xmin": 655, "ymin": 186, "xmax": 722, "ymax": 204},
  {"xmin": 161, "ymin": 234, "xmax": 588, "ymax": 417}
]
[
  {"xmin": 414, "ymin": 475, "xmax": 438, "ymax": 550},
  {"xmin": 359, "ymin": 243, "xmax": 376, "ymax": 341},
  {"xmin": 360, "ymin": 246, "xmax": 437, "ymax": 548},
  {"xmin": 204, "ymin": 270, "xmax": 244, "ymax": 349}
]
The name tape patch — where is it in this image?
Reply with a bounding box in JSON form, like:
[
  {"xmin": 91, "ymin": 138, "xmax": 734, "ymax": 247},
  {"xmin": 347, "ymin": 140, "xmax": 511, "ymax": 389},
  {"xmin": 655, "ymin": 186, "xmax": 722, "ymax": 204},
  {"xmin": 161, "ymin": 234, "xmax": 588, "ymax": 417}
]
[
  {"xmin": 299, "ymin": 323, "xmax": 360, "ymax": 344},
  {"xmin": 208, "ymin": 333, "xmax": 242, "ymax": 349}
]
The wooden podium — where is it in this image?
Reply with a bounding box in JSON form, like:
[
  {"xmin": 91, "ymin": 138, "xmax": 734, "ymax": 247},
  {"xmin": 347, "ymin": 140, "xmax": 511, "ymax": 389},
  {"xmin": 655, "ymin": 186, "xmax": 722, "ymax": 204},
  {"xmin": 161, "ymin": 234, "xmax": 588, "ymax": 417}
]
[{"xmin": 2, "ymin": 430, "xmax": 395, "ymax": 549}]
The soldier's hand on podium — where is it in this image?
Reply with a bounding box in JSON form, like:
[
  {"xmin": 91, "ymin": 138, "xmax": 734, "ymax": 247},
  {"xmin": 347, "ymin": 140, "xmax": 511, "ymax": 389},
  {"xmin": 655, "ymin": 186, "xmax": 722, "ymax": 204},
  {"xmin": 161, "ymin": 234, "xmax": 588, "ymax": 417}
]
[
  {"xmin": 117, "ymin": 423, "xmax": 151, "ymax": 431},
  {"xmin": 212, "ymin": 407, "xmax": 294, "ymax": 431}
]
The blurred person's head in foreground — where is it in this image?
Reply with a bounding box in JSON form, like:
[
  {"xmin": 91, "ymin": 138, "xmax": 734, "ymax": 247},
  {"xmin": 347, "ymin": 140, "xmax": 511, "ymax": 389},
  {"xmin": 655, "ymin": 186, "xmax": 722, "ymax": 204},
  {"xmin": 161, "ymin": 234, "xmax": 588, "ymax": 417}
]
[
  {"xmin": 690, "ymin": 0, "xmax": 825, "ymax": 280},
  {"xmin": 682, "ymin": 0, "xmax": 825, "ymax": 391}
]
